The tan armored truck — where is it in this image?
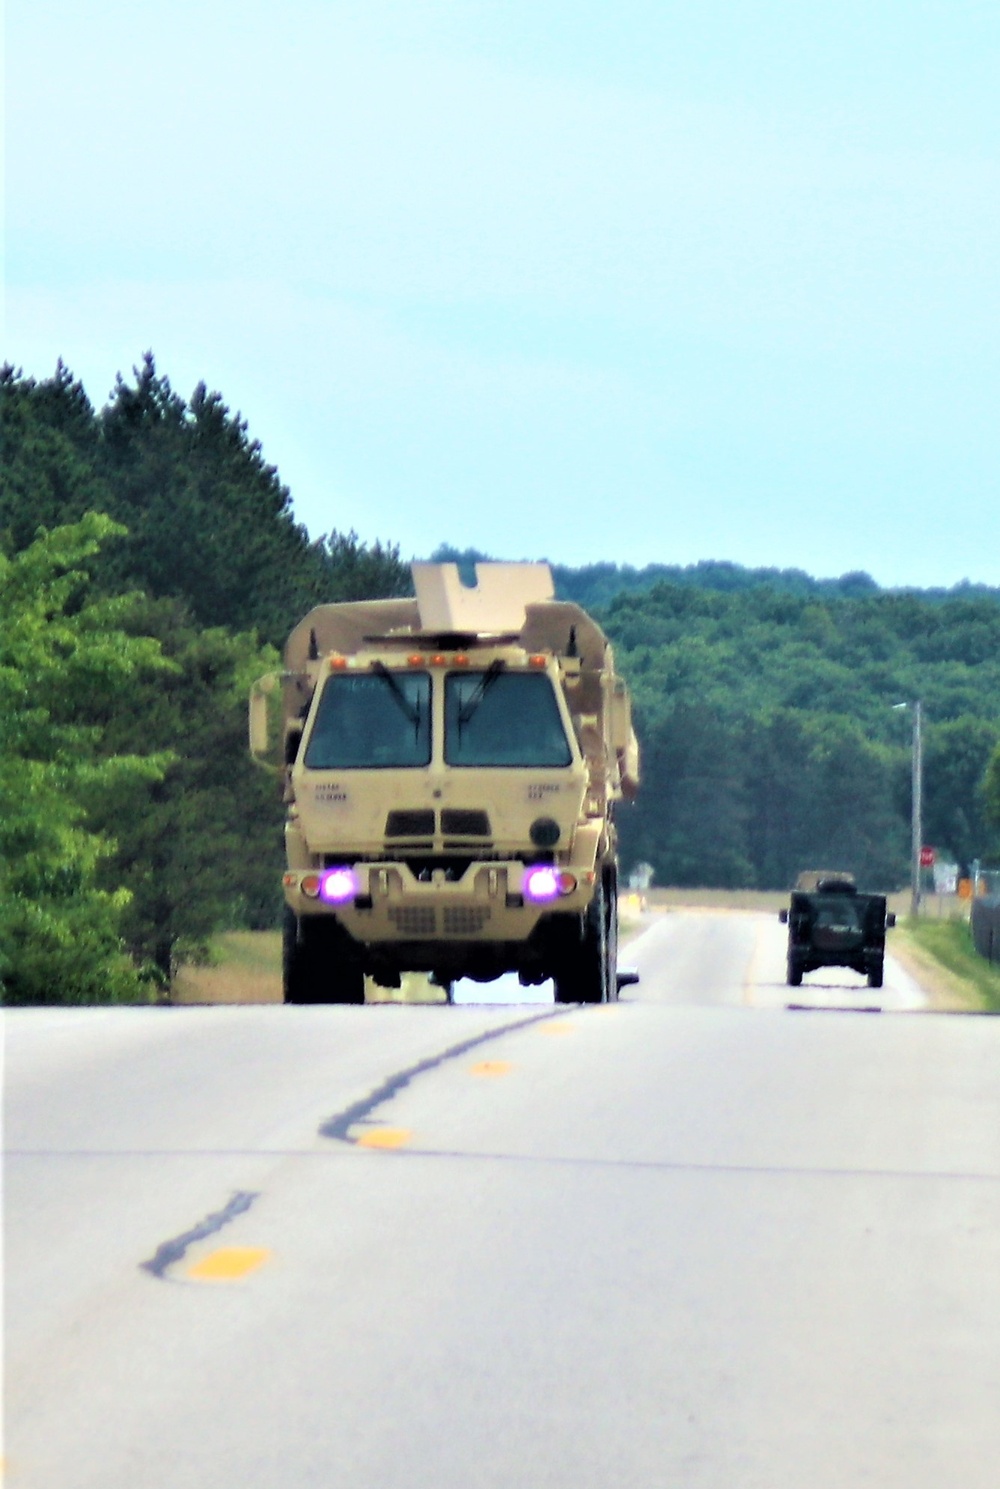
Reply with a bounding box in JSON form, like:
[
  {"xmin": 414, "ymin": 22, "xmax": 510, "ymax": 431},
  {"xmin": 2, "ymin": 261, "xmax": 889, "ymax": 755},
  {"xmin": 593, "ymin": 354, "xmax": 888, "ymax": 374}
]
[{"xmin": 249, "ymin": 562, "xmax": 640, "ymax": 1005}]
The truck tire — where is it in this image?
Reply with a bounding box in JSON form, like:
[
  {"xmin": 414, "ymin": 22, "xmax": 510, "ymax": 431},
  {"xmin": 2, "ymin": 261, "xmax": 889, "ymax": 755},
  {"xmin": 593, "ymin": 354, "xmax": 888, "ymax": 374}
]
[
  {"xmin": 283, "ymin": 909, "xmax": 365, "ymax": 1005},
  {"xmin": 786, "ymin": 954, "xmax": 803, "ymax": 987},
  {"xmin": 604, "ymin": 866, "xmax": 620, "ymax": 1002},
  {"xmin": 867, "ymin": 960, "xmax": 884, "ymax": 989},
  {"xmin": 554, "ymin": 879, "xmax": 611, "ymax": 1004}
]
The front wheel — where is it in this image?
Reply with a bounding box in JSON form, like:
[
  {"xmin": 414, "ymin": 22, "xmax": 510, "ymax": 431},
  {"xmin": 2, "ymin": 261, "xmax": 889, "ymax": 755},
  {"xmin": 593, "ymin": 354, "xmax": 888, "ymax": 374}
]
[
  {"xmin": 553, "ymin": 877, "xmax": 613, "ymax": 1004},
  {"xmin": 283, "ymin": 910, "xmax": 365, "ymax": 1005}
]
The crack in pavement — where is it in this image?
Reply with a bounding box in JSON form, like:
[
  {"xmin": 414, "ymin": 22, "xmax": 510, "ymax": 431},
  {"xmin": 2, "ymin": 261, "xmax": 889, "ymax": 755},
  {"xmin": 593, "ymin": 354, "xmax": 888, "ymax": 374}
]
[
  {"xmin": 140, "ymin": 1190, "xmax": 260, "ymax": 1279},
  {"xmin": 319, "ymin": 1008, "xmax": 571, "ymax": 1144}
]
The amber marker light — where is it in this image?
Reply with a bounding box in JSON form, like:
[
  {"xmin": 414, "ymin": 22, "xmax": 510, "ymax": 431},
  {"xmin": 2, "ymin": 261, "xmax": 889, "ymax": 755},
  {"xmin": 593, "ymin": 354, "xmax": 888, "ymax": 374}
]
[
  {"xmin": 300, "ymin": 874, "xmax": 322, "ymax": 898},
  {"xmin": 529, "ymin": 654, "xmax": 547, "ymax": 668},
  {"xmin": 329, "ymin": 655, "xmax": 347, "ymax": 670},
  {"xmin": 407, "ymin": 654, "xmax": 426, "ymax": 667},
  {"xmin": 431, "ymin": 654, "xmax": 447, "ymax": 666},
  {"xmin": 454, "ymin": 653, "xmax": 470, "ymax": 666}
]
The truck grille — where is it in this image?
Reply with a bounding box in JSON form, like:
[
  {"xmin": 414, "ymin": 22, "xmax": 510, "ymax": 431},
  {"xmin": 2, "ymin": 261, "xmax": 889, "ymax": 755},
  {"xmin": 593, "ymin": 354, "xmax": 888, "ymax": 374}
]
[
  {"xmin": 385, "ymin": 905, "xmax": 493, "ymax": 936},
  {"xmin": 385, "ymin": 810, "xmax": 436, "ymax": 837},
  {"xmin": 443, "ymin": 906, "xmax": 491, "ymax": 934},
  {"xmin": 440, "ymin": 809, "xmax": 491, "ymax": 836},
  {"xmin": 388, "ymin": 906, "xmax": 437, "ymax": 935}
]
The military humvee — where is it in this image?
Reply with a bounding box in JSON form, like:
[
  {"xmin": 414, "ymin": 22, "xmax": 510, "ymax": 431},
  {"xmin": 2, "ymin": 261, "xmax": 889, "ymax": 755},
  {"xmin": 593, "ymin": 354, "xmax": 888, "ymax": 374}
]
[
  {"xmin": 250, "ymin": 563, "xmax": 640, "ymax": 1005},
  {"xmin": 778, "ymin": 872, "xmax": 896, "ymax": 988}
]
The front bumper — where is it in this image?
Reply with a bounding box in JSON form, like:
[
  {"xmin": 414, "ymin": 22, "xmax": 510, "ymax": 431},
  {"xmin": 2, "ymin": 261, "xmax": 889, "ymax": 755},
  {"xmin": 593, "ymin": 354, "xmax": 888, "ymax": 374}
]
[{"xmin": 282, "ymin": 859, "xmax": 595, "ymax": 944}]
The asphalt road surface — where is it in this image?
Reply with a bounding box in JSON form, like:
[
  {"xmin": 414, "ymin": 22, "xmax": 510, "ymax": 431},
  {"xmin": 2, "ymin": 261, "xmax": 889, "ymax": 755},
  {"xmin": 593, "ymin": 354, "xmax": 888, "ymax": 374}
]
[{"xmin": 6, "ymin": 910, "xmax": 1000, "ymax": 1487}]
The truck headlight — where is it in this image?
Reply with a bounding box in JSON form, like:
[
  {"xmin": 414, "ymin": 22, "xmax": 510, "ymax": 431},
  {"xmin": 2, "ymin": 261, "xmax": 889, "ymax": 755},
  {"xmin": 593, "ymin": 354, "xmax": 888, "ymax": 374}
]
[
  {"xmin": 319, "ymin": 866, "xmax": 360, "ymax": 903},
  {"xmin": 522, "ymin": 866, "xmax": 577, "ymax": 903}
]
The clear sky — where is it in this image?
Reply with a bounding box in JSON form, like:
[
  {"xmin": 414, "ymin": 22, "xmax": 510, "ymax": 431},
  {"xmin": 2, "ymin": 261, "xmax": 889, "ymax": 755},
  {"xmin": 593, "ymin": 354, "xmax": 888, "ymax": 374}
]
[{"xmin": 6, "ymin": 1, "xmax": 1000, "ymax": 585}]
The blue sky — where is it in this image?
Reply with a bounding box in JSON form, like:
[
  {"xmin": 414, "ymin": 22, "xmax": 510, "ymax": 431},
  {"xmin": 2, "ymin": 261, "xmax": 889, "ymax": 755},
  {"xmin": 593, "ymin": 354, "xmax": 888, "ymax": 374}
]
[{"xmin": 6, "ymin": 1, "xmax": 1000, "ymax": 585}]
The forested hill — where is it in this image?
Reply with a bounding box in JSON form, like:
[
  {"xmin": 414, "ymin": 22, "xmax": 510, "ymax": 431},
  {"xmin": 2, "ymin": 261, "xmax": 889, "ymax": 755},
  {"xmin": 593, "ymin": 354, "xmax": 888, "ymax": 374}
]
[
  {"xmin": 602, "ymin": 582, "xmax": 1000, "ymax": 892},
  {"xmin": 431, "ymin": 544, "xmax": 1000, "ymax": 610}
]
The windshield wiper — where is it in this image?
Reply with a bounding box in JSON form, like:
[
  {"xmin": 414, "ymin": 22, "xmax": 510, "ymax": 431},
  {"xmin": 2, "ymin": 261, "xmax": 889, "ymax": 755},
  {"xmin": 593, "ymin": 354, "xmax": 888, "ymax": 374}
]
[
  {"xmin": 371, "ymin": 662, "xmax": 423, "ymax": 734},
  {"xmin": 458, "ymin": 660, "xmax": 506, "ymax": 730}
]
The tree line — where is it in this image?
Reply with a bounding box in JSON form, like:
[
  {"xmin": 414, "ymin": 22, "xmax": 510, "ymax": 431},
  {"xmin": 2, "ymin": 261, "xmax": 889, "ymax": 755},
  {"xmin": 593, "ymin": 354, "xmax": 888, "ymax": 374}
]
[
  {"xmin": 0, "ymin": 357, "xmax": 407, "ymax": 1003},
  {"xmin": 607, "ymin": 583, "xmax": 1000, "ymax": 890}
]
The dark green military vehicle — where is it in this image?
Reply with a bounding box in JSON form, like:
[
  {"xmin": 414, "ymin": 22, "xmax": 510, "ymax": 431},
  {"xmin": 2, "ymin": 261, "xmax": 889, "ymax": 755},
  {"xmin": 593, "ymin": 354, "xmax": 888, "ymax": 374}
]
[{"xmin": 779, "ymin": 872, "xmax": 896, "ymax": 989}]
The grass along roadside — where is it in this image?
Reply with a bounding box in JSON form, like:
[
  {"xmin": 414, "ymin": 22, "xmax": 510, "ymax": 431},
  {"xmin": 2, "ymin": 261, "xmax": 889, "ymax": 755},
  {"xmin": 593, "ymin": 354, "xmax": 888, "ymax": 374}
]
[
  {"xmin": 172, "ymin": 931, "xmax": 282, "ymax": 1004},
  {"xmin": 172, "ymin": 929, "xmax": 450, "ymax": 1005},
  {"xmin": 890, "ymin": 917, "xmax": 1000, "ymax": 1013}
]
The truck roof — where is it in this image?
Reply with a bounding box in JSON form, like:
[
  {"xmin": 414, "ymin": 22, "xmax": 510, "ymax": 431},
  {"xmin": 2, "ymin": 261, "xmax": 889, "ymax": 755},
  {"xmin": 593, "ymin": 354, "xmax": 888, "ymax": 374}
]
[
  {"xmin": 793, "ymin": 870, "xmax": 857, "ymax": 893},
  {"xmin": 284, "ymin": 564, "xmax": 614, "ymax": 675}
]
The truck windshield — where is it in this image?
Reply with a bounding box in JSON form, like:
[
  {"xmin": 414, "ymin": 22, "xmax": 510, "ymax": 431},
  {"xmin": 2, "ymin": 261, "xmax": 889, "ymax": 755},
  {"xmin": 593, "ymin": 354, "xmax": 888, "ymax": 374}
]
[
  {"xmin": 304, "ymin": 673, "xmax": 431, "ymax": 769},
  {"xmin": 444, "ymin": 672, "xmax": 572, "ymax": 767}
]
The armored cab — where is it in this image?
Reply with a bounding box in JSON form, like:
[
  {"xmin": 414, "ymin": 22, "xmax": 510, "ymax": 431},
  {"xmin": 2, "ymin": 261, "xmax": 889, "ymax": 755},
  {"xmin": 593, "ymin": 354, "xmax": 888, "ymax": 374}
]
[{"xmin": 250, "ymin": 563, "xmax": 639, "ymax": 1005}]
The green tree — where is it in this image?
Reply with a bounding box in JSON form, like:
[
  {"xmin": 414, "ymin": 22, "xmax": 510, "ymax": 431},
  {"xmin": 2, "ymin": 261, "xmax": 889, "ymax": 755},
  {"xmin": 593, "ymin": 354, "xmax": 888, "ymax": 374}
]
[
  {"xmin": 0, "ymin": 362, "xmax": 110, "ymax": 552},
  {"xmin": 96, "ymin": 355, "xmax": 329, "ymax": 642},
  {"xmin": 0, "ymin": 517, "xmax": 168, "ymax": 1004},
  {"xmin": 921, "ymin": 718, "xmax": 1000, "ymax": 868},
  {"xmin": 79, "ymin": 597, "xmax": 285, "ymax": 979},
  {"xmin": 2, "ymin": 357, "xmax": 412, "ymax": 646},
  {"xmin": 618, "ymin": 703, "xmax": 752, "ymax": 888}
]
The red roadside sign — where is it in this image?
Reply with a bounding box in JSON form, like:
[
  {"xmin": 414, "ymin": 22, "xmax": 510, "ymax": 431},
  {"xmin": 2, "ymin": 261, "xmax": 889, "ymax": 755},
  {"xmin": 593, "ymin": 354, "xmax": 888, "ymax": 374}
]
[{"xmin": 919, "ymin": 846, "xmax": 936, "ymax": 867}]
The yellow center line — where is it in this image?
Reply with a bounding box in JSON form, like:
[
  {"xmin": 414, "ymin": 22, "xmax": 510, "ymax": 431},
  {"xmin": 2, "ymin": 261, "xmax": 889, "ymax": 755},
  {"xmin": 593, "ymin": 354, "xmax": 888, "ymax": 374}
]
[
  {"xmin": 187, "ymin": 1247, "xmax": 271, "ymax": 1282},
  {"xmin": 470, "ymin": 1060, "xmax": 512, "ymax": 1077},
  {"xmin": 538, "ymin": 1023, "xmax": 575, "ymax": 1035},
  {"xmin": 356, "ymin": 1127, "xmax": 412, "ymax": 1149}
]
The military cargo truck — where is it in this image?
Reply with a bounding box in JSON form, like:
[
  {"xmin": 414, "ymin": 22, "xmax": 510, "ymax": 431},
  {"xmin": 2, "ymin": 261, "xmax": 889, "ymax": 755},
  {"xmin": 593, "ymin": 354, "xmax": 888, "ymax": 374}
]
[
  {"xmin": 250, "ymin": 562, "xmax": 640, "ymax": 1005},
  {"xmin": 778, "ymin": 872, "xmax": 896, "ymax": 988}
]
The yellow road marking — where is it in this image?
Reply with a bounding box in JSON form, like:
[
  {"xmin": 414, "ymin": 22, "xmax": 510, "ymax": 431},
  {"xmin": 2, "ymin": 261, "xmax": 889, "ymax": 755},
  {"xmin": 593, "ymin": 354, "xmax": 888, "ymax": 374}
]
[
  {"xmin": 187, "ymin": 1247, "xmax": 271, "ymax": 1282},
  {"xmin": 470, "ymin": 1060, "xmax": 512, "ymax": 1076},
  {"xmin": 538, "ymin": 1023, "xmax": 575, "ymax": 1036},
  {"xmin": 356, "ymin": 1127, "xmax": 412, "ymax": 1149}
]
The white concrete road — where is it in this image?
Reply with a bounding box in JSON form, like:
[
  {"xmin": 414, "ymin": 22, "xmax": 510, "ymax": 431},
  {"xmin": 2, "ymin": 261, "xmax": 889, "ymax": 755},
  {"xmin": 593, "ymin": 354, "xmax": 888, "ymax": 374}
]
[{"xmin": 5, "ymin": 911, "xmax": 1000, "ymax": 1488}]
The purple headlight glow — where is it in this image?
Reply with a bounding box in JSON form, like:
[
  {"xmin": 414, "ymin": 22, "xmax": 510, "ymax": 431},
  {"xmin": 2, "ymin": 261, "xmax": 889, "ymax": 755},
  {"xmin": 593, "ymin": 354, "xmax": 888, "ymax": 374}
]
[
  {"xmin": 320, "ymin": 867, "xmax": 359, "ymax": 904},
  {"xmin": 523, "ymin": 865, "xmax": 561, "ymax": 903}
]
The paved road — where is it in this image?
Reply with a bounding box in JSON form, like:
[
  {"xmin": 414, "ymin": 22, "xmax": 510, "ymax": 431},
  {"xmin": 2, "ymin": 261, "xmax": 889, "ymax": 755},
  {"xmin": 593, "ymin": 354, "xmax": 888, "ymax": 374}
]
[{"xmin": 6, "ymin": 912, "xmax": 1000, "ymax": 1487}]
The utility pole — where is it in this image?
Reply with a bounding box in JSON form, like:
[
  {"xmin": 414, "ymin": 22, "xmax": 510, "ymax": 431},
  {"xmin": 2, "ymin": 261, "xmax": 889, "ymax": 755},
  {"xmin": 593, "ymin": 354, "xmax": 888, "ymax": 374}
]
[
  {"xmin": 894, "ymin": 700, "xmax": 924, "ymax": 918},
  {"xmin": 910, "ymin": 700, "xmax": 923, "ymax": 919}
]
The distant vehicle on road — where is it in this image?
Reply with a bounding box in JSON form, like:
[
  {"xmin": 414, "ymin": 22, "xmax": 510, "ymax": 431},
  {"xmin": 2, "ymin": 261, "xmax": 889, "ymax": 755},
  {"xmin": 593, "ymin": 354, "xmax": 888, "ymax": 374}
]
[{"xmin": 779, "ymin": 872, "xmax": 896, "ymax": 988}]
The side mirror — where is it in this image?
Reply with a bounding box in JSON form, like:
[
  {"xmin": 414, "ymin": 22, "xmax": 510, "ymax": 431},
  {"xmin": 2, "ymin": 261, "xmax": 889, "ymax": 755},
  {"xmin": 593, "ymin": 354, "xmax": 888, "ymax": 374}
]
[
  {"xmin": 886, "ymin": 912, "xmax": 896, "ymax": 928},
  {"xmin": 249, "ymin": 672, "xmax": 284, "ymax": 771},
  {"xmin": 778, "ymin": 908, "xmax": 788, "ymax": 924},
  {"xmin": 609, "ymin": 679, "xmax": 633, "ymax": 753}
]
